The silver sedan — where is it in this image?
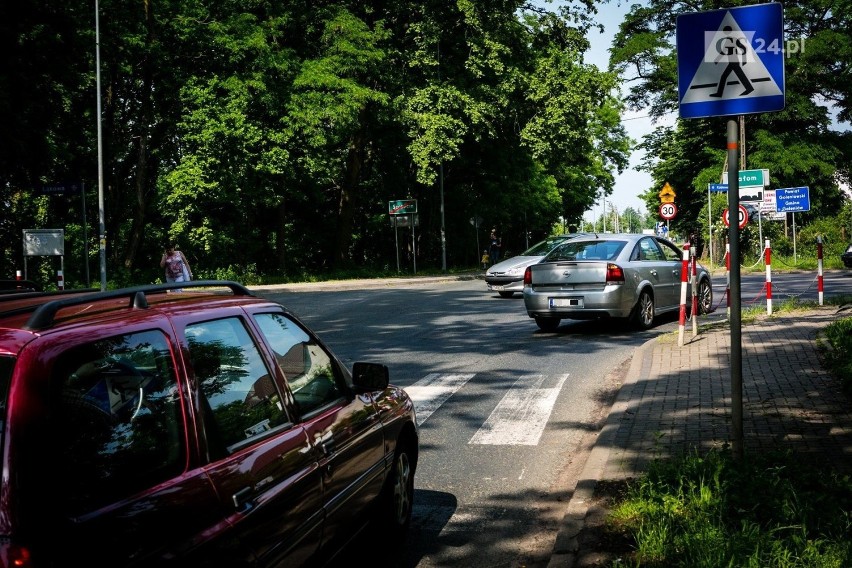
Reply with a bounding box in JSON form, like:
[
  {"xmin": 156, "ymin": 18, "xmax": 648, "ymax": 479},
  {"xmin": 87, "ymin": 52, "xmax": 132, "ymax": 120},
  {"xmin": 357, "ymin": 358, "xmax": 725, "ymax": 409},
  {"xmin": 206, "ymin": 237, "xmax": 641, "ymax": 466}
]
[{"xmin": 522, "ymin": 234, "xmax": 713, "ymax": 331}]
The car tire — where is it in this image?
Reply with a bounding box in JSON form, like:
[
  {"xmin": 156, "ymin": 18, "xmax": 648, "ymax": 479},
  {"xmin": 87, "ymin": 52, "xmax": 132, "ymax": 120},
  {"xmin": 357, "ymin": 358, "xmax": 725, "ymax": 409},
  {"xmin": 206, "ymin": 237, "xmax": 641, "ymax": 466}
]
[
  {"xmin": 534, "ymin": 316, "xmax": 561, "ymax": 331},
  {"xmin": 697, "ymin": 278, "xmax": 713, "ymax": 314},
  {"xmin": 498, "ymin": 291, "xmax": 514, "ymax": 298},
  {"xmin": 630, "ymin": 290, "xmax": 655, "ymax": 330},
  {"xmin": 376, "ymin": 441, "xmax": 415, "ymax": 539}
]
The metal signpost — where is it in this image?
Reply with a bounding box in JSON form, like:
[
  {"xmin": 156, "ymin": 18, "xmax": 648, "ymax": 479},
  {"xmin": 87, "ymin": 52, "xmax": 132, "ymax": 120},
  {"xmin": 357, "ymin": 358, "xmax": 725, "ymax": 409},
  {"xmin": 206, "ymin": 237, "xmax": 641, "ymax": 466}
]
[
  {"xmin": 389, "ymin": 200, "xmax": 418, "ymax": 274},
  {"xmin": 677, "ymin": 2, "xmax": 785, "ymax": 460},
  {"xmin": 23, "ymin": 229, "xmax": 65, "ymax": 286},
  {"xmin": 38, "ymin": 182, "xmax": 91, "ymax": 287},
  {"xmin": 776, "ymin": 187, "xmax": 810, "ymax": 263}
]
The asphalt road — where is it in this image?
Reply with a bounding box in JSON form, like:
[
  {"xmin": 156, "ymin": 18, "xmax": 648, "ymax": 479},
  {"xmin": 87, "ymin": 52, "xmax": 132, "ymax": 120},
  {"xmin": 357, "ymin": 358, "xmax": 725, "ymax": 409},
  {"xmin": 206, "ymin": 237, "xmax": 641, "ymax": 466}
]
[{"xmin": 253, "ymin": 269, "xmax": 850, "ymax": 567}]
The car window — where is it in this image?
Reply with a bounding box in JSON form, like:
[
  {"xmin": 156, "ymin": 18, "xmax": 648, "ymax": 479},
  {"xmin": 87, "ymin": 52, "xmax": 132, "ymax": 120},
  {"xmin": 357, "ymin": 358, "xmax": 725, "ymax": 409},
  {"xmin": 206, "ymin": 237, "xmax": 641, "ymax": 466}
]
[
  {"xmin": 658, "ymin": 239, "xmax": 684, "ymax": 262},
  {"xmin": 253, "ymin": 312, "xmax": 344, "ymax": 418},
  {"xmin": 522, "ymin": 237, "xmax": 567, "ymax": 256},
  {"xmin": 547, "ymin": 240, "xmax": 626, "ymax": 261},
  {"xmin": 635, "ymin": 238, "xmax": 665, "ymax": 261},
  {"xmin": 186, "ymin": 317, "xmax": 290, "ymax": 453},
  {"xmin": 52, "ymin": 330, "xmax": 184, "ymax": 515}
]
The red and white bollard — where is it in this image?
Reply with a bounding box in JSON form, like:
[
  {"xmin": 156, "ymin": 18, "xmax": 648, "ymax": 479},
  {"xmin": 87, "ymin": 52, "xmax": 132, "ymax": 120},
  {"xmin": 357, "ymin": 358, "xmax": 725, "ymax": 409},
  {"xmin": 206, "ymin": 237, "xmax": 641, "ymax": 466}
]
[
  {"xmin": 817, "ymin": 236, "xmax": 824, "ymax": 306},
  {"xmin": 57, "ymin": 270, "xmax": 64, "ymax": 291},
  {"xmin": 690, "ymin": 246, "xmax": 698, "ymax": 336},
  {"xmin": 678, "ymin": 244, "xmax": 690, "ymax": 346},
  {"xmin": 765, "ymin": 239, "xmax": 772, "ymax": 315},
  {"xmin": 16, "ymin": 270, "xmax": 22, "ymax": 281},
  {"xmin": 725, "ymin": 242, "xmax": 731, "ymax": 319}
]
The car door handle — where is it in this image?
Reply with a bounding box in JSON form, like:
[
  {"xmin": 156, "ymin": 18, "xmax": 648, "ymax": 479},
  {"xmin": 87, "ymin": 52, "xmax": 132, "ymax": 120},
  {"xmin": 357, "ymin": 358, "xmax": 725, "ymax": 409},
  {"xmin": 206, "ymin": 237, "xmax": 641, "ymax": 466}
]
[
  {"xmin": 232, "ymin": 486, "xmax": 254, "ymax": 513},
  {"xmin": 649, "ymin": 270, "xmax": 658, "ymax": 276}
]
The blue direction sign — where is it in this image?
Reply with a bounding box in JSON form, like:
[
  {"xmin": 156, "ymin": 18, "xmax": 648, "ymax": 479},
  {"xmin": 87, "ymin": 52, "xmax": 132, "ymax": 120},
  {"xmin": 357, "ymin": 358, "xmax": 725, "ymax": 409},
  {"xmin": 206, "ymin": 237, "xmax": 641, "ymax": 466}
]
[
  {"xmin": 709, "ymin": 183, "xmax": 728, "ymax": 193},
  {"xmin": 775, "ymin": 187, "xmax": 810, "ymax": 213},
  {"xmin": 677, "ymin": 3, "xmax": 785, "ymax": 119}
]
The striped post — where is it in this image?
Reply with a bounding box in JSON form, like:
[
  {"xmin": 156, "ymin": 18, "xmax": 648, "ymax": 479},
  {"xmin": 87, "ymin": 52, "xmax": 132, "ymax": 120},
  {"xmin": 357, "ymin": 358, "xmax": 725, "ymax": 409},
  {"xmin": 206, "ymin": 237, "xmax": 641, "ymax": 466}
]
[
  {"xmin": 691, "ymin": 246, "xmax": 699, "ymax": 335},
  {"xmin": 725, "ymin": 242, "xmax": 731, "ymax": 319},
  {"xmin": 678, "ymin": 244, "xmax": 689, "ymax": 346},
  {"xmin": 765, "ymin": 239, "xmax": 772, "ymax": 315},
  {"xmin": 816, "ymin": 236, "xmax": 824, "ymax": 306},
  {"xmin": 57, "ymin": 270, "xmax": 64, "ymax": 291}
]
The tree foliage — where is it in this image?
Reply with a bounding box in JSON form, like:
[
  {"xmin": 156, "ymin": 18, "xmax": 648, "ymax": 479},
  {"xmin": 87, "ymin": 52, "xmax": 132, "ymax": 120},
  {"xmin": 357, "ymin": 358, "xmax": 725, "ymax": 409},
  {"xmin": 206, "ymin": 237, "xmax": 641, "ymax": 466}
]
[
  {"xmin": 2, "ymin": 1, "xmax": 625, "ymax": 286},
  {"xmin": 611, "ymin": 0, "xmax": 852, "ymax": 243}
]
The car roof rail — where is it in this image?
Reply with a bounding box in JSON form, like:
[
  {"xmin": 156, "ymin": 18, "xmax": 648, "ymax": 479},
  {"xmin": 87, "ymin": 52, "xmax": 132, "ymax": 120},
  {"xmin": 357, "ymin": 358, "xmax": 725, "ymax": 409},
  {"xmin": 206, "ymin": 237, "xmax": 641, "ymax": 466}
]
[{"xmin": 20, "ymin": 280, "xmax": 253, "ymax": 331}]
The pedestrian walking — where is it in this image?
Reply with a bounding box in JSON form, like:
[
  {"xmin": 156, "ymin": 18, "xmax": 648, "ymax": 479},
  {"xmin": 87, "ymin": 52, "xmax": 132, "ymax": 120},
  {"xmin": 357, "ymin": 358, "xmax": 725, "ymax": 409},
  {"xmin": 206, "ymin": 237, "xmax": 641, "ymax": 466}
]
[
  {"xmin": 161, "ymin": 243, "xmax": 192, "ymax": 291},
  {"xmin": 489, "ymin": 228, "xmax": 502, "ymax": 264}
]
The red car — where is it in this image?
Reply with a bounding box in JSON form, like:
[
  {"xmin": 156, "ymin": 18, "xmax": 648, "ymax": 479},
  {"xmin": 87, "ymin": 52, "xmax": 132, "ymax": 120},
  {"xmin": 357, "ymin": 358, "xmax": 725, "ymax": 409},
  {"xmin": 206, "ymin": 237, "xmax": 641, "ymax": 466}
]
[{"xmin": 0, "ymin": 281, "xmax": 418, "ymax": 567}]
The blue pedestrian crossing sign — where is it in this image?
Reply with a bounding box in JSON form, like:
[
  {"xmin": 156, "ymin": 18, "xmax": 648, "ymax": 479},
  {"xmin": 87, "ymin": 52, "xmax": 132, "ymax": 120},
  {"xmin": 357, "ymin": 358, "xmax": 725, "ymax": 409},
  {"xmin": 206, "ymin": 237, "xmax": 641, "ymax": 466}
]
[{"xmin": 677, "ymin": 3, "xmax": 784, "ymax": 119}]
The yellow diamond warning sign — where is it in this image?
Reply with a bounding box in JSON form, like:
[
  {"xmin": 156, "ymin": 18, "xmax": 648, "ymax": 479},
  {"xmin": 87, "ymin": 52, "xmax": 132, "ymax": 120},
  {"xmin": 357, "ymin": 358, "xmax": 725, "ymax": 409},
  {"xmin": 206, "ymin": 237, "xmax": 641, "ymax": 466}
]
[{"xmin": 659, "ymin": 182, "xmax": 676, "ymax": 204}]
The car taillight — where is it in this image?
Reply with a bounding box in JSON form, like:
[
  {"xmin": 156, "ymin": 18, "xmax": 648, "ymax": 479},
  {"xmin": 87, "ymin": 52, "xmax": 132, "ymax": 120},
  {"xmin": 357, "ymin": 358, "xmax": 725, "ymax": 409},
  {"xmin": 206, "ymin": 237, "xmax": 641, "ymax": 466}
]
[
  {"xmin": 523, "ymin": 267, "xmax": 532, "ymax": 286},
  {"xmin": 606, "ymin": 263, "xmax": 625, "ymax": 283},
  {"xmin": 0, "ymin": 542, "xmax": 33, "ymax": 568}
]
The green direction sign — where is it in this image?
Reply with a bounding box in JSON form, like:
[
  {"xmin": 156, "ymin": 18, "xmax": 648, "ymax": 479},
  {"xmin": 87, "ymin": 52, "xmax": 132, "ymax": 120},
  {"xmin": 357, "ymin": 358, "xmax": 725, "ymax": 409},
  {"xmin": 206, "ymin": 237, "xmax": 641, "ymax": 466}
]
[
  {"xmin": 388, "ymin": 199, "xmax": 417, "ymax": 215},
  {"xmin": 722, "ymin": 169, "xmax": 769, "ymax": 188}
]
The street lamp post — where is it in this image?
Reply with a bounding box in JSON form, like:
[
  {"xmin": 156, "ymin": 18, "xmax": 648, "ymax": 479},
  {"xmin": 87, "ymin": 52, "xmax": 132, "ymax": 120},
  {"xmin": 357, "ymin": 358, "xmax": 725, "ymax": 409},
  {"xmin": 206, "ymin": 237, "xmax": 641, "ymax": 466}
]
[{"xmin": 95, "ymin": 0, "xmax": 107, "ymax": 290}]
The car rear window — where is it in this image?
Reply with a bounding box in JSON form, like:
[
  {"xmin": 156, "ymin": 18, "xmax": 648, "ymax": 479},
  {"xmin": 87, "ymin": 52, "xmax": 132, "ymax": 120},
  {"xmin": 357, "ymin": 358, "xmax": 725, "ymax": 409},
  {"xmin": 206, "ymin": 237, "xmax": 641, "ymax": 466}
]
[{"xmin": 546, "ymin": 240, "xmax": 627, "ymax": 262}]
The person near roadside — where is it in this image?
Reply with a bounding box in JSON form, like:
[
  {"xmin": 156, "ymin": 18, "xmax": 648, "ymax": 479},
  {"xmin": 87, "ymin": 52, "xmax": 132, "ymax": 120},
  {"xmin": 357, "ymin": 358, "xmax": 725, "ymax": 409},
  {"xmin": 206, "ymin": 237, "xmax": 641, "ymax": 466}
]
[
  {"xmin": 481, "ymin": 250, "xmax": 490, "ymax": 270},
  {"xmin": 489, "ymin": 228, "xmax": 502, "ymax": 264},
  {"xmin": 161, "ymin": 243, "xmax": 192, "ymax": 290}
]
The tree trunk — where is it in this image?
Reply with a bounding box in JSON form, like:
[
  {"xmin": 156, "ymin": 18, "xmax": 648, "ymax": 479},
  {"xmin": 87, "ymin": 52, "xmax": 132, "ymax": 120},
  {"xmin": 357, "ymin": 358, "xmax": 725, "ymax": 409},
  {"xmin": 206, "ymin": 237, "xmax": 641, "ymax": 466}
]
[{"xmin": 333, "ymin": 109, "xmax": 368, "ymax": 267}]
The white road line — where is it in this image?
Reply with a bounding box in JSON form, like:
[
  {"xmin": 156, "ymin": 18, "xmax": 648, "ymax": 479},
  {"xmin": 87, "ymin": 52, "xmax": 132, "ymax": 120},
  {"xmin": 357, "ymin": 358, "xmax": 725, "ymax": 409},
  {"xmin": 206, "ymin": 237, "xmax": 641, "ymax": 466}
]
[
  {"xmin": 469, "ymin": 373, "xmax": 569, "ymax": 446},
  {"xmin": 405, "ymin": 373, "xmax": 475, "ymax": 426}
]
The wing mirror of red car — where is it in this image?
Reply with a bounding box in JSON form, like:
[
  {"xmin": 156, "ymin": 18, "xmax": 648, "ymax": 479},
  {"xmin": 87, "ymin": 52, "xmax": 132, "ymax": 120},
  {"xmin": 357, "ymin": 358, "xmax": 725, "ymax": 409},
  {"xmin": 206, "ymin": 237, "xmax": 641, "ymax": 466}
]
[{"xmin": 352, "ymin": 362, "xmax": 390, "ymax": 391}]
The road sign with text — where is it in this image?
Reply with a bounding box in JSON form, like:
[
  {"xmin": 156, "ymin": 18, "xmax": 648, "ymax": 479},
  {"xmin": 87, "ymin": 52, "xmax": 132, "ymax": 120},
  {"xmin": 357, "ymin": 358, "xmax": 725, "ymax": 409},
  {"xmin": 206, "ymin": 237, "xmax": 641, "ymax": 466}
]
[
  {"xmin": 388, "ymin": 199, "xmax": 417, "ymax": 215},
  {"xmin": 775, "ymin": 187, "xmax": 810, "ymax": 213},
  {"xmin": 677, "ymin": 3, "xmax": 785, "ymax": 118}
]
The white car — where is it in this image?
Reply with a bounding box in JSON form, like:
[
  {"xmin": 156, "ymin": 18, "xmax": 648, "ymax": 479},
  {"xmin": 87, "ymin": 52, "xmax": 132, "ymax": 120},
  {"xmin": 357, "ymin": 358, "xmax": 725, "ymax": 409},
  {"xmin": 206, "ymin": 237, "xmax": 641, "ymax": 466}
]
[{"xmin": 485, "ymin": 233, "xmax": 590, "ymax": 297}]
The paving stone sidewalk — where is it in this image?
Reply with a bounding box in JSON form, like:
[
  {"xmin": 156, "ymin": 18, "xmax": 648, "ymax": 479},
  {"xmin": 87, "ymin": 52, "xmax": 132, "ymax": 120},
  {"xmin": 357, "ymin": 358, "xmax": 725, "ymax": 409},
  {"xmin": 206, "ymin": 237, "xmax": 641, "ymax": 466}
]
[{"xmin": 550, "ymin": 306, "xmax": 852, "ymax": 568}]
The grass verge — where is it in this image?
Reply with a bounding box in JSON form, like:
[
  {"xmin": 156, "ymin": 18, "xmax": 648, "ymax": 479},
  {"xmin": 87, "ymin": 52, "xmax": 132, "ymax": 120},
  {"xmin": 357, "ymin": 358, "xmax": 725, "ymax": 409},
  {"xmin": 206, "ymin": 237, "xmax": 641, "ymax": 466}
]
[
  {"xmin": 602, "ymin": 296, "xmax": 852, "ymax": 567},
  {"xmin": 604, "ymin": 448, "xmax": 852, "ymax": 567}
]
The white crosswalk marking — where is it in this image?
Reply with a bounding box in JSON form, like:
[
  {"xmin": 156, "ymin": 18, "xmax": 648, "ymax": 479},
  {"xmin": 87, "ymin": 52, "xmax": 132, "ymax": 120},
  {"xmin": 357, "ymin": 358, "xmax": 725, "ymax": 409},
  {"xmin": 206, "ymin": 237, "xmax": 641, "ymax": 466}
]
[
  {"xmin": 405, "ymin": 373, "xmax": 475, "ymax": 426},
  {"xmin": 469, "ymin": 373, "xmax": 569, "ymax": 446}
]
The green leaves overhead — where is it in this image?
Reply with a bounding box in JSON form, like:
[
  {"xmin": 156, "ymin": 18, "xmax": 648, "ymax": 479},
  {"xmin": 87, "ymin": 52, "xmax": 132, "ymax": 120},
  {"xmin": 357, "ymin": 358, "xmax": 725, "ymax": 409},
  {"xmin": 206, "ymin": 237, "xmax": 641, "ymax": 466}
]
[
  {"xmin": 612, "ymin": 0, "xmax": 852, "ymax": 234},
  {"xmin": 3, "ymin": 0, "xmax": 631, "ymax": 282}
]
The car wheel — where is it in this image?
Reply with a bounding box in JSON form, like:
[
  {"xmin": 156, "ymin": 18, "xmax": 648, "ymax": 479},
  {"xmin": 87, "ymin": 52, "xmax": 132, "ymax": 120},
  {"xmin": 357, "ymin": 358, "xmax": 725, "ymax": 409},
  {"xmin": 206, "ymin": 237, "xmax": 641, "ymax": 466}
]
[
  {"xmin": 630, "ymin": 290, "xmax": 655, "ymax": 330},
  {"xmin": 376, "ymin": 441, "xmax": 414, "ymax": 538},
  {"xmin": 498, "ymin": 291, "xmax": 514, "ymax": 298},
  {"xmin": 535, "ymin": 316, "xmax": 561, "ymax": 331},
  {"xmin": 697, "ymin": 278, "xmax": 713, "ymax": 314}
]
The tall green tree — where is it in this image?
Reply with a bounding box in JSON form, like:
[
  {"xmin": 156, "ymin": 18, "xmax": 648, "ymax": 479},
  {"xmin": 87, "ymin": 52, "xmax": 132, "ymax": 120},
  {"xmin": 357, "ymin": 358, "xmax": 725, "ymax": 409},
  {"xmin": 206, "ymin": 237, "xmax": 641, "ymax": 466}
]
[{"xmin": 610, "ymin": 0, "xmax": 851, "ymax": 237}]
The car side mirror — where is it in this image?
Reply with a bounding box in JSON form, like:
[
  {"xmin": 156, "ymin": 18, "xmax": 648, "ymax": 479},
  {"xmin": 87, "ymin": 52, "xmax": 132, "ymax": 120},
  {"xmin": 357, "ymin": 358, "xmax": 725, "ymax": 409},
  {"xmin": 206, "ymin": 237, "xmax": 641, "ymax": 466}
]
[{"xmin": 352, "ymin": 362, "xmax": 389, "ymax": 391}]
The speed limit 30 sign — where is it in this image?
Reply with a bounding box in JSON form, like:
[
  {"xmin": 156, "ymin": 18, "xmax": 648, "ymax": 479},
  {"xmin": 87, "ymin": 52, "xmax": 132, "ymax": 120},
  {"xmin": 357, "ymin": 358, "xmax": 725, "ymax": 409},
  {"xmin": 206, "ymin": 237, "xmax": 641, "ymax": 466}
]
[{"xmin": 659, "ymin": 202, "xmax": 677, "ymax": 220}]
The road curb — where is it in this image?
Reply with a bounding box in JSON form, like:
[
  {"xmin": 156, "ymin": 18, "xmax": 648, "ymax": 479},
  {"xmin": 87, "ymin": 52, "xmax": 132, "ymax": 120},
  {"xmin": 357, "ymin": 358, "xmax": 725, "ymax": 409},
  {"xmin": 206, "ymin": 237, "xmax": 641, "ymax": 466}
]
[{"xmin": 547, "ymin": 338, "xmax": 654, "ymax": 568}]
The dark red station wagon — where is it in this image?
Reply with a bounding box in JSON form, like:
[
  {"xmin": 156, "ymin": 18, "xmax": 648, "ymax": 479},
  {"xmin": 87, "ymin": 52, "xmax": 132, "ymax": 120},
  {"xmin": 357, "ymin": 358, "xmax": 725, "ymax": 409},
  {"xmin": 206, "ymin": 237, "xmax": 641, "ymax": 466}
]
[{"xmin": 0, "ymin": 281, "xmax": 418, "ymax": 567}]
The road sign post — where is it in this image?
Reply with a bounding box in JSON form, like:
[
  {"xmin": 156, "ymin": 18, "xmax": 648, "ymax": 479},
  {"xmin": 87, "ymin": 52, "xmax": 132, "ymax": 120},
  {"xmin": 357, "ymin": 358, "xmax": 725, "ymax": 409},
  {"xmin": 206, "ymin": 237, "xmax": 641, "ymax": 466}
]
[{"xmin": 678, "ymin": 3, "xmax": 785, "ymax": 461}]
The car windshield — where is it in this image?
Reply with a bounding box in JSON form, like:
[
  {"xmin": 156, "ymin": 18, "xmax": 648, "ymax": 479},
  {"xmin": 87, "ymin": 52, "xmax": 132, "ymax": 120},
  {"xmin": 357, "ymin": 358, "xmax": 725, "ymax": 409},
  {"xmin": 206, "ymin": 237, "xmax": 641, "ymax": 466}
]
[
  {"xmin": 545, "ymin": 240, "xmax": 627, "ymax": 262},
  {"xmin": 521, "ymin": 236, "xmax": 573, "ymax": 256}
]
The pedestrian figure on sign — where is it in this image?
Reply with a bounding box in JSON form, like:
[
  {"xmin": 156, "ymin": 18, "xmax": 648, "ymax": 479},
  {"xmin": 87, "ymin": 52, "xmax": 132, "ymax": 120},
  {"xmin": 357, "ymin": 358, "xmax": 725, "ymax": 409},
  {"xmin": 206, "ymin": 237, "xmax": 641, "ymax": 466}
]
[
  {"xmin": 710, "ymin": 26, "xmax": 754, "ymax": 98},
  {"xmin": 489, "ymin": 228, "xmax": 502, "ymax": 264}
]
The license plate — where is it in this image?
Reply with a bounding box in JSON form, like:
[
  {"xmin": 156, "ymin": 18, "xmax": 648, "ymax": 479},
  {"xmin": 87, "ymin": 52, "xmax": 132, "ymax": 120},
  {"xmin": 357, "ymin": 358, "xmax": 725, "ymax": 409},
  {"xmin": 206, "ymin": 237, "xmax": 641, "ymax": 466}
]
[
  {"xmin": 492, "ymin": 285, "xmax": 504, "ymax": 291},
  {"xmin": 549, "ymin": 298, "xmax": 583, "ymax": 308}
]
